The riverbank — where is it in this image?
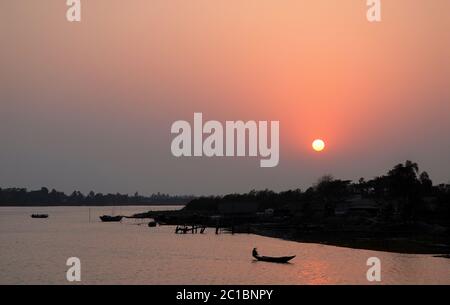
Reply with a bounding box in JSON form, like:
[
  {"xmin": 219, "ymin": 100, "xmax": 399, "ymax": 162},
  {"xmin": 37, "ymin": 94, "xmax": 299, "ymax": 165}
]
[
  {"xmin": 249, "ymin": 225, "xmax": 450, "ymax": 255},
  {"xmin": 136, "ymin": 209, "xmax": 450, "ymax": 255}
]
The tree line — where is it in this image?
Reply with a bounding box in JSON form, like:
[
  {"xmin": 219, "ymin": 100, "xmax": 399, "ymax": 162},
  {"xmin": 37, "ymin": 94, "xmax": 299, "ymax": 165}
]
[
  {"xmin": 0, "ymin": 188, "xmax": 194, "ymax": 206},
  {"xmin": 184, "ymin": 161, "xmax": 450, "ymax": 225}
]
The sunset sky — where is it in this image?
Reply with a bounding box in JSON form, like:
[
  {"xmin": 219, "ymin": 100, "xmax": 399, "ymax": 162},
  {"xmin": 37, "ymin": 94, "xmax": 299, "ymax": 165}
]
[{"xmin": 1, "ymin": 0, "xmax": 449, "ymax": 195}]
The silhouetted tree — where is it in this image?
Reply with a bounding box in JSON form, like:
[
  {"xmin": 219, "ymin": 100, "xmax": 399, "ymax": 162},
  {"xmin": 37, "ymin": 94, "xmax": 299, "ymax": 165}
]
[
  {"xmin": 386, "ymin": 160, "xmax": 421, "ymax": 220},
  {"xmin": 315, "ymin": 175, "xmax": 351, "ymax": 217},
  {"xmin": 419, "ymin": 171, "xmax": 433, "ymax": 196}
]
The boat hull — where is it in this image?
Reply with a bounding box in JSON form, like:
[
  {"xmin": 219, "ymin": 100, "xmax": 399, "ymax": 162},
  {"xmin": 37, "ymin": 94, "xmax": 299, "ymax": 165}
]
[
  {"xmin": 31, "ymin": 214, "xmax": 48, "ymax": 218},
  {"xmin": 254, "ymin": 255, "xmax": 296, "ymax": 263},
  {"xmin": 99, "ymin": 215, "xmax": 123, "ymax": 222}
]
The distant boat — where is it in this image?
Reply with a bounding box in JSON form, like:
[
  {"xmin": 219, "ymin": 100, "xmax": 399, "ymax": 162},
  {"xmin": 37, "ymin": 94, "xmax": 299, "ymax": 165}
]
[
  {"xmin": 99, "ymin": 215, "xmax": 123, "ymax": 222},
  {"xmin": 148, "ymin": 220, "xmax": 157, "ymax": 227},
  {"xmin": 252, "ymin": 248, "xmax": 295, "ymax": 263},
  {"xmin": 31, "ymin": 214, "xmax": 48, "ymax": 219}
]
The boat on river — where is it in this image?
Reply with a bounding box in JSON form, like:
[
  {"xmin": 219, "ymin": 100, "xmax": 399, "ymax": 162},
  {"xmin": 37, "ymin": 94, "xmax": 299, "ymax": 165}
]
[
  {"xmin": 252, "ymin": 248, "xmax": 295, "ymax": 263},
  {"xmin": 99, "ymin": 215, "xmax": 123, "ymax": 222},
  {"xmin": 31, "ymin": 214, "xmax": 49, "ymax": 219}
]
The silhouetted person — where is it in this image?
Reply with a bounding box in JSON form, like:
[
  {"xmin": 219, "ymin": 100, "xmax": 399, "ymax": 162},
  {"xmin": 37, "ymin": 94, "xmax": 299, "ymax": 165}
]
[{"xmin": 252, "ymin": 248, "xmax": 259, "ymax": 258}]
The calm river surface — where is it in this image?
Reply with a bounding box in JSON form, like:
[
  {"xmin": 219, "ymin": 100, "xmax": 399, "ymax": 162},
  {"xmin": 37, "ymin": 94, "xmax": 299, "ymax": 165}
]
[{"xmin": 0, "ymin": 206, "xmax": 449, "ymax": 284}]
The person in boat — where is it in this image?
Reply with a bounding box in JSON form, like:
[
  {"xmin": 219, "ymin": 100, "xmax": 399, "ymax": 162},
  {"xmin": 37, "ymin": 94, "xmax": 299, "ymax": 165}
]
[{"xmin": 252, "ymin": 248, "xmax": 296, "ymax": 263}]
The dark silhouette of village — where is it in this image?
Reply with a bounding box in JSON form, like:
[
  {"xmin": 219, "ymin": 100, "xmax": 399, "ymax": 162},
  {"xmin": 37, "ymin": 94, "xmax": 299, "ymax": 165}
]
[{"xmin": 143, "ymin": 161, "xmax": 450, "ymax": 254}]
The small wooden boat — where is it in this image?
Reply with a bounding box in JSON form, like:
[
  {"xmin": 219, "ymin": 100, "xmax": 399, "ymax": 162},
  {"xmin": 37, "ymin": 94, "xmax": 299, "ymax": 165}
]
[
  {"xmin": 99, "ymin": 215, "xmax": 123, "ymax": 222},
  {"xmin": 252, "ymin": 248, "xmax": 295, "ymax": 263},
  {"xmin": 31, "ymin": 214, "xmax": 48, "ymax": 219},
  {"xmin": 253, "ymin": 254, "xmax": 296, "ymax": 263}
]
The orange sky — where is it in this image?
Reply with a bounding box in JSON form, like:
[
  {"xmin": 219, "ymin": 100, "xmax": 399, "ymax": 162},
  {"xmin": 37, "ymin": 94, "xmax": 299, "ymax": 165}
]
[{"xmin": 1, "ymin": 1, "xmax": 449, "ymax": 194}]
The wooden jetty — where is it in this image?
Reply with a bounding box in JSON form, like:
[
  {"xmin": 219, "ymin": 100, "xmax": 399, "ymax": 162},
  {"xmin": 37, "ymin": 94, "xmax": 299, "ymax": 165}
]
[{"xmin": 175, "ymin": 224, "xmax": 207, "ymax": 234}]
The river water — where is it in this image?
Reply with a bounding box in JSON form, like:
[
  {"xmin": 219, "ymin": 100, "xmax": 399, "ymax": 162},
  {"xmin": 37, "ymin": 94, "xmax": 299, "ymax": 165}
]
[{"xmin": 0, "ymin": 206, "xmax": 448, "ymax": 284}]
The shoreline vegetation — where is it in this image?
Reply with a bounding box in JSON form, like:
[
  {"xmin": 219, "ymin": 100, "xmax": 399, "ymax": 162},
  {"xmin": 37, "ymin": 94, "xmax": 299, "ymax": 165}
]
[
  {"xmin": 135, "ymin": 160, "xmax": 449, "ymax": 255},
  {"xmin": 0, "ymin": 190, "xmax": 192, "ymax": 206}
]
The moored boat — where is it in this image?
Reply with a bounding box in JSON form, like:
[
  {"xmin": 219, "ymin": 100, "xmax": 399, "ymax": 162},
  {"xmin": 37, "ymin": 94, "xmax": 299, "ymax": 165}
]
[
  {"xmin": 99, "ymin": 215, "xmax": 123, "ymax": 222},
  {"xmin": 31, "ymin": 214, "xmax": 48, "ymax": 218}
]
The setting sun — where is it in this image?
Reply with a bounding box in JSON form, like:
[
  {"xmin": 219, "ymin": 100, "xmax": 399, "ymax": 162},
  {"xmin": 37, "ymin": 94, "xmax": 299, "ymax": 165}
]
[{"xmin": 312, "ymin": 139, "xmax": 325, "ymax": 152}]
